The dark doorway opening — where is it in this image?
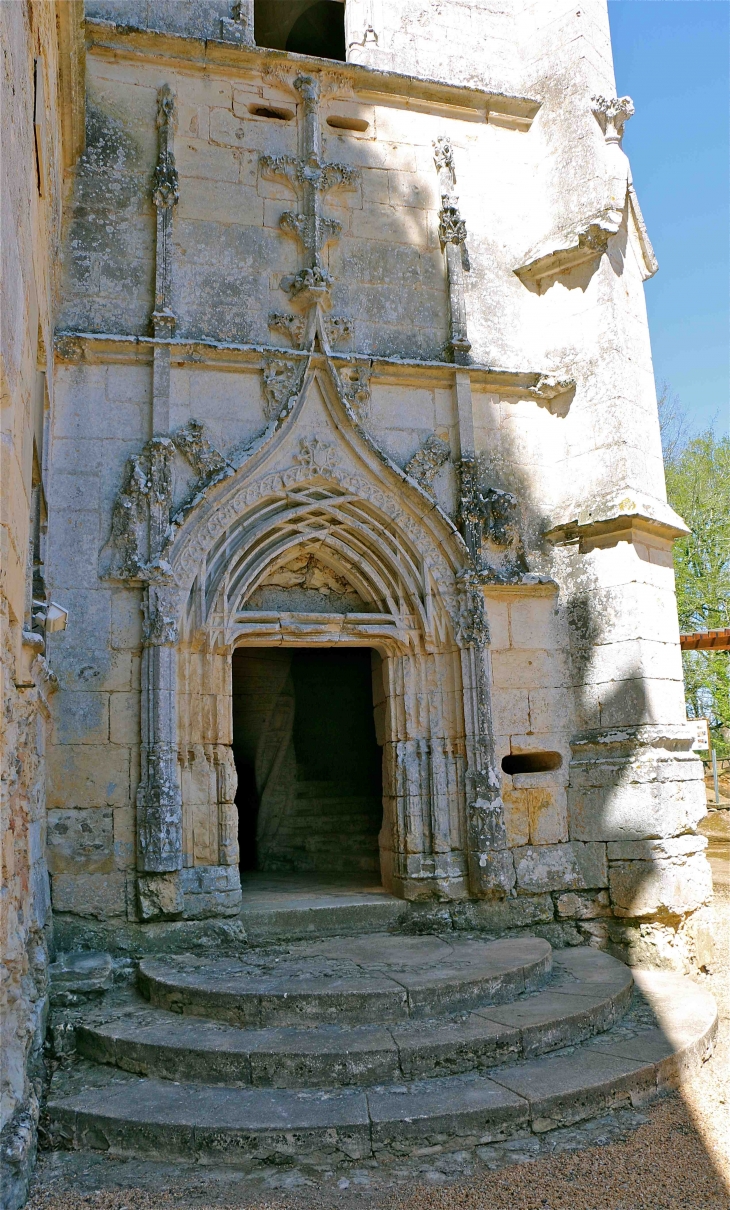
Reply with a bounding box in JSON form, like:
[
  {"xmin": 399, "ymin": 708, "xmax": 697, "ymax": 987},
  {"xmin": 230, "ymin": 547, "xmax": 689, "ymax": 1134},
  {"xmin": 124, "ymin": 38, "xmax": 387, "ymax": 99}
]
[
  {"xmin": 232, "ymin": 647, "xmax": 383, "ymax": 877},
  {"xmin": 254, "ymin": 1, "xmax": 346, "ymax": 61}
]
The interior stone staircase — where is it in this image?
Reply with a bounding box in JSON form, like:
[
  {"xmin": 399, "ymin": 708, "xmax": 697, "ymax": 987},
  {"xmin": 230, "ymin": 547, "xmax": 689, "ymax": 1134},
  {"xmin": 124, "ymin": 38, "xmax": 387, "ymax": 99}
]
[
  {"xmin": 46, "ymin": 921, "xmax": 716, "ymax": 1170},
  {"xmin": 262, "ymin": 774, "xmax": 383, "ymax": 875}
]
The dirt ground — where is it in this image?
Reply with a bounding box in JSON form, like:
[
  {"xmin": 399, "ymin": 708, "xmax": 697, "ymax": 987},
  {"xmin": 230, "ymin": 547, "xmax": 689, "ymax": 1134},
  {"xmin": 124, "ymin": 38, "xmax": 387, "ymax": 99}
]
[{"xmin": 27, "ymin": 809, "xmax": 730, "ymax": 1210}]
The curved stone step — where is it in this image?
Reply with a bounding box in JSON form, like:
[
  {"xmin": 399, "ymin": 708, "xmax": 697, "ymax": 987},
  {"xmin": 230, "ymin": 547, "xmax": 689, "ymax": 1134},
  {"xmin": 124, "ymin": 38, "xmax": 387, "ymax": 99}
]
[
  {"xmin": 77, "ymin": 949, "xmax": 633, "ymax": 1087},
  {"xmin": 138, "ymin": 935, "xmax": 552, "ymax": 1027},
  {"xmin": 47, "ymin": 970, "xmax": 717, "ymax": 1166},
  {"xmin": 239, "ymin": 878, "xmax": 409, "ymax": 943}
]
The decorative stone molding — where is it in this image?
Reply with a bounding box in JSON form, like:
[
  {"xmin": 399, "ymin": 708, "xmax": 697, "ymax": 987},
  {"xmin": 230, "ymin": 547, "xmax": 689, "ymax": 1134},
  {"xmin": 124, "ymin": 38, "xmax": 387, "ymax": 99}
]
[
  {"xmin": 219, "ymin": 0, "xmax": 254, "ymax": 46},
  {"xmin": 405, "ymin": 434, "xmax": 451, "ymax": 492},
  {"xmin": 293, "ymin": 435, "xmax": 339, "ymax": 474},
  {"xmin": 592, "ymin": 95, "xmax": 634, "ymax": 145},
  {"xmin": 107, "ymin": 420, "xmax": 229, "ymax": 581},
  {"xmin": 151, "ymin": 84, "xmax": 178, "ymax": 338},
  {"xmin": 324, "ymin": 315, "xmax": 353, "ymax": 347},
  {"xmin": 545, "ymin": 488, "xmax": 690, "ymax": 550},
  {"xmin": 337, "ymin": 363, "xmax": 371, "ymax": 419},
  {"xmin": 261, "ymin": 354, "xmax": 305, "ymax": 420},
  {"xmin": 269, "ymin": 312, "xmax": 352, "ymax": 350},
  {"xmin": 268, "ymin": 312, "xmax": 307, "ymax": 348},
  {"xmin": 433, "ymin": 136, "xmax": 471, "ymax": 364},
  {"xmin": 458, "ymin": 457, "xmax": 528, "ymax": 582},
  {"xmin": 515, "ymin": 96, "xmax": 654, "ymax": 291}
]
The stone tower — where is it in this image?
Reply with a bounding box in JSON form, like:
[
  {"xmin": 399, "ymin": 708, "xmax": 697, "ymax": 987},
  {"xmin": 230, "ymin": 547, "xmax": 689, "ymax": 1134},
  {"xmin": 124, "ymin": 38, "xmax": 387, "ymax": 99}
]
[{"xmin": 46, "ymin": 0, "xmax": 710, "ymax": 957}]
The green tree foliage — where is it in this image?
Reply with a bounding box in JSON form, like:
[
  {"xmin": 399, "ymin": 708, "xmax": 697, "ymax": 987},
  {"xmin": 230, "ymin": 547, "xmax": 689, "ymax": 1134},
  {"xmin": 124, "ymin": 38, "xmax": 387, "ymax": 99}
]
[{"xmin": 662, "ymin": 422, "xmax": 730, "ymax": 750}]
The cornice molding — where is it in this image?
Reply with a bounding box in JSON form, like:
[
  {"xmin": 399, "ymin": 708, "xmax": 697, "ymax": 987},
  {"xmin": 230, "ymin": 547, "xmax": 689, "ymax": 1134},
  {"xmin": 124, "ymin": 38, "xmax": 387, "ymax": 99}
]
[
  {"xmin": 84, "ymin": 19, "xmax": 541, "ymax": 129},
  {"xmin": 54, "ymin": 330, "xmax": 571, "ymax": 398}
]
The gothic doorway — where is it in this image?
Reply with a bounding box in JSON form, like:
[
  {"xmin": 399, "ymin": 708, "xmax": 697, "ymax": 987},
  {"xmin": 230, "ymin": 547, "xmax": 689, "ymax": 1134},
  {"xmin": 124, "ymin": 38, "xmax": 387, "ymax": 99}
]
[{"xmin": 232, "ymin": 647, "xmax": 383, "ymax": 881}]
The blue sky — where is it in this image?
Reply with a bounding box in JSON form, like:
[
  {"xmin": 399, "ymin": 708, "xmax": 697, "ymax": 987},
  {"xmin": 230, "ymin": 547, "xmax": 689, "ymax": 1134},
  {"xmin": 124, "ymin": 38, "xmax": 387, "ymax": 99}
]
[{"xmin": 608, "ymin": 0, "xmax": 729, "ymax": 436}]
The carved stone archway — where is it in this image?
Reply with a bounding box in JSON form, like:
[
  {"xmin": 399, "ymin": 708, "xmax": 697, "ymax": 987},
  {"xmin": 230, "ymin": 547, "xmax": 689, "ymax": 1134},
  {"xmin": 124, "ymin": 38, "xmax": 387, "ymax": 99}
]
[{"xmin": 127, "ymin": 363, "xmax": 511, "ymax": 917}]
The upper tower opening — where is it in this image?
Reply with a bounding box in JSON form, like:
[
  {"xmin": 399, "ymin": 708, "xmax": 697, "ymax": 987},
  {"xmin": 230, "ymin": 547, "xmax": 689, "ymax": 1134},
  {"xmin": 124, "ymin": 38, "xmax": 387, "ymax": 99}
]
[{"xmin": 254, "ymin": 0, "xmax": 346, "ymax": 61}]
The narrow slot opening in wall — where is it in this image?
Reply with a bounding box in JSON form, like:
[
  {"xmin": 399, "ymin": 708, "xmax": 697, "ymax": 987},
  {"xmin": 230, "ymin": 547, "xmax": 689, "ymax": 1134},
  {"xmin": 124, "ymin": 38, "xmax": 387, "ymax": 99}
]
[
  {"xmin": 254, "ymin": 0, "xmax": 346, "ymax": 61},
  {"xmin": 502, "ymin": 751, "xmax": 563, "ymax": 775},
  {"xmin": 327, "ymin": 115, "xmax": 370, "ymax": 133},
  {"xmin": 248, "ymin": 104, "xmax": 295, "ymax": 121}
]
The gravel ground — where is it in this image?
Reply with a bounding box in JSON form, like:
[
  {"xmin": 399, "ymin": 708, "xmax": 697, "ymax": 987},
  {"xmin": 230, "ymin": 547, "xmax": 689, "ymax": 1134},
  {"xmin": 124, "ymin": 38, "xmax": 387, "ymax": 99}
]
[{"xmin": 27, "ymin": 820, "xmax": 730, "ymax": 1210}]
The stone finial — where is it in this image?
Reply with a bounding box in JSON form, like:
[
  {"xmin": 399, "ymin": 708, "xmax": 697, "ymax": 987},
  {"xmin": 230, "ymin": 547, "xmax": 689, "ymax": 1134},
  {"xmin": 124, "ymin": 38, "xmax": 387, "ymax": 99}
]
[{"xmin": 591, "ymin": 95, "xmax": 634, "ymax": 144}]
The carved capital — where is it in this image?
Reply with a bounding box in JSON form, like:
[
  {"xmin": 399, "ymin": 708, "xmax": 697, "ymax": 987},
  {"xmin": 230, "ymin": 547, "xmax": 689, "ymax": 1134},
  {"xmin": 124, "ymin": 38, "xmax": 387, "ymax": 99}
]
[
  {"xmin": 592, "ymin": 95, "xmax": 634, "ymax": 144},
  {"xmin": 458, "ymin": 457, "xmax": 528, "ymax": 579}
]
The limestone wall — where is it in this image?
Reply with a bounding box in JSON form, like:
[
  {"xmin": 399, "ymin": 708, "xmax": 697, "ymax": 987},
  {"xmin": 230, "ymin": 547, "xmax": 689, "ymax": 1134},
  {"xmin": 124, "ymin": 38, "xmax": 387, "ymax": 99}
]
[
  {"xmin": 42, "ymin": 1, "xmax": 711, "ymax": 970},
  {"xmin": 0, "ymin": 4, "xmax": 84, "ymax": 1206}
]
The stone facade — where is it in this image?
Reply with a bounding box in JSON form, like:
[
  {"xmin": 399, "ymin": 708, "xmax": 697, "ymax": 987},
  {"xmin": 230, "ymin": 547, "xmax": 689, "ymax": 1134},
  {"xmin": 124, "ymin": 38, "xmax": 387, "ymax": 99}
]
[
  {"xmin": 1, "ymin": 5, "xmax": 715, "ymax": 1199},
  {"xmin": 41, "ymin": 0, "xmax": 711, "ymax": 958},
  {"xmin": 0, "ymin": 4, "xmax": 85, "ymax": 1207}
]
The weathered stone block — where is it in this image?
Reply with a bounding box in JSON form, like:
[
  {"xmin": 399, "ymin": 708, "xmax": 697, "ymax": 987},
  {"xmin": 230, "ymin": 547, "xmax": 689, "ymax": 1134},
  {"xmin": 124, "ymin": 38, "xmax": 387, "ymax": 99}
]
[
  {"xmin": 137, "ymin": 872, "xmax": 184, "ymax": 921},
  {"xmin": 609, "ymin": 853, "xmax": 713, "ymax": 919},
  {"xmin": 47, "ymin": 809, "xmax": 114, "ymax": 874},
  {"xmin": 47, "ymin": 744, "xmax": 130, "ymax": 809},
  {"xmin": 555, "ymin": 890, "xmax": 612, "ymax": 920},
  {"xmin": 568, "ymin": 776, "xmax": 706, "ymax": 842},
  {"xmin": 503, "ymin": 788, "xmax": 530, "ymax": 847},
  {"xmin": 513, "ymin": 842, "xmax": 608, "ymax": 894},
  {"xmin": 525, "ymin": 787, "xmax": 568, "ymax": 846},
  {"xmin": 113, "ymin": 805, "xmax": 136, "ymax": 869},
  {"xmin": 51, "ymin": 872, "xmax": 127, "ymax": 919},
  {"xmin": 49, "ymin": 950, "xmax": 113, "ymax": 1005},
  {"xmin": 52, "ymin": 690, "xmax": 109, "ymax": 746},
  {"xmin": 607, "ymin": 835, "xmax": 707, "ymax": 861}
]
